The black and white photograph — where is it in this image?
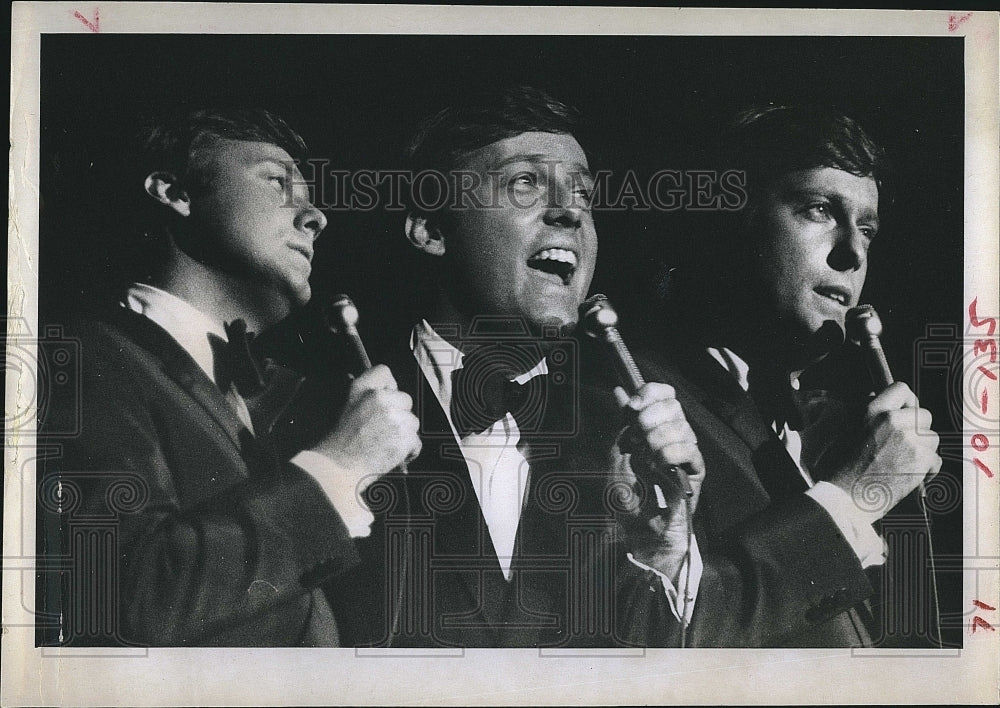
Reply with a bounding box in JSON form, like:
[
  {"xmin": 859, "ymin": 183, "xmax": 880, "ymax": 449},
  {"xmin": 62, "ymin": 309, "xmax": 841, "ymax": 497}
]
[{"xmin": 5, "ymin": 4, "xmax": 999, "ymax": 705}]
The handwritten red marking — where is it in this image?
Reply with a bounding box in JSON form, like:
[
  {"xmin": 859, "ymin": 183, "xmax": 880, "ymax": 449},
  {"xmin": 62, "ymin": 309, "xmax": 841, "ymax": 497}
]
[
  {"xmin": 73, "ymin": 7, "xmax": 100, "ymax": 33},
  {"xmin": 973, "ymin": 600, "xmax": 996, "ymax": 611},
  {"xmin": 948, "ymin": 12, "xmax": 972, "ymax": 32},
  {"xmin": 971, "ymin": 616, "xmax": 995, "ymax": 633},
  {"xmin": 974, "ymin": 459, "xmax": 994, "ymax": 478},
  {"xmin": 982, "ymin": 389, "xmax": 989, "ymax": 414},
  {"xmin": 974, "ymin": 338, "xmax": 998, "ymax": 362},
  {"xmin": 969, "ymin": 298, "xmax": 996, "ymax": 335},
  {"xmin": 979, "ymin": 366, "xmax": 998, "ymax": 381}
]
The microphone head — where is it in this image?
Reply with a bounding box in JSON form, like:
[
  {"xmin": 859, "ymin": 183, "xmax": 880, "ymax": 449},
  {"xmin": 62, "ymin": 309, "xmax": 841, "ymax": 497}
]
[
  {"xmin": 846, "ymin": 304, "xmax": 883, "ymax": 345},
  {"xmin": 326, "ymin": 293, "xmax": 360, "ymax": 333},
  {"xmin": 579, "ymin": 294, "xmax": 618, "ymax": 338}
]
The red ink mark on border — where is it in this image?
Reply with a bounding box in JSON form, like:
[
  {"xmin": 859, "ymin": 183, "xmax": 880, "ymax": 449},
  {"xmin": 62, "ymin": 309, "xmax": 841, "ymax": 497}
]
[
  {"xmin": 73, "ymin": 7, "xmax": 100, "ymax": 33},
  {"xmin": 979, "ymin": 366, "xmax": 998, "ymax": 381},
  {"xmin": 969, "ymin": 297, "xmax": 996, "ymax": 335},
  {"xmin": 948, "ymin": 12, "xmax": 972, "ymax": 32},
  {"xmin": 982, "ymin": 389, "xmax": 989, "ymax": 414},
  {"xmin": 974, "ymin": 459, "xmax": 994, "ymax": 478},
  {"xmin": 973, "ymin": 600, "xmax": 996, "ymax": 611},
  {"xmin": 971, "ymin": 616, "xmax": 995, "ymax": 633}
]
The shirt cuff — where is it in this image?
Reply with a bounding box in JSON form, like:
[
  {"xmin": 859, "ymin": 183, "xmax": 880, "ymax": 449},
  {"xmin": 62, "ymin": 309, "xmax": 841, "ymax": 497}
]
[
  {"xmin": 291, "ymin": 450, "xmax": 375, "ymax": 538},
  {"xmin": 805, "ymin": 481, "xmax": 887, "ymax": 569},
  {"xmin": 626, "ymin": 534, "xmax": 703, "ymax": 624}
]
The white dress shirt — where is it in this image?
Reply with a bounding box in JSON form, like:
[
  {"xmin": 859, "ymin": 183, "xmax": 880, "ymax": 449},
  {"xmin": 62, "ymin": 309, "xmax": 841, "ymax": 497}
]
[
  {"xmin": 122, "ymin": 283, "xmax": 374, "ymax": 537},
  {"xmin": 412, "ymin": 321, "xmax": 699, "ymax": 624},
  {"xmin": 707, "ymin": 347, "xmax": 886, "ymax": 568},
  {"xmin": 411, "ymin": 320, "xmax": 538, "ymax": 581}
]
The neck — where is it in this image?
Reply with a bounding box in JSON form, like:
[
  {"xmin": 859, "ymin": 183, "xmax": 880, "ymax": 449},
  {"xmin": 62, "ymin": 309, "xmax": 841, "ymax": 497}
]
[
  {"xmin": 152, "ymin": 249, "xmax": 288, "ymax": 333},
  {"xmin": 424, "ymin": 289, "xmax": 557, "ymax": 374},
  {"xmin": 722, "ymin": 311, "xmax": 817, "ymax": 388}
]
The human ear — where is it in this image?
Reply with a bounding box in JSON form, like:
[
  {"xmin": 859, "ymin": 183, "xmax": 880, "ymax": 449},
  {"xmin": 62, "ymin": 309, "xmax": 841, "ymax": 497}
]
[
  {"xmin": 405, "ymin": 213, "xmax": 446, "ymax": 257},
  {"xmin": 144, "ymin": 172, "xmax": 191, "ymax": 218}
]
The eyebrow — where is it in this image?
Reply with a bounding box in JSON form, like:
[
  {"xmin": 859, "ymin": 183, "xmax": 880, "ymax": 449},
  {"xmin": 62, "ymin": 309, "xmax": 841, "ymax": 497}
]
[
  {"xmin": 787, "ymin": 188, "xmax": 880, "ymax": 227},
  {"xmin": 493, "ymin": 153, "xmax": 593, "ymax": 179}
]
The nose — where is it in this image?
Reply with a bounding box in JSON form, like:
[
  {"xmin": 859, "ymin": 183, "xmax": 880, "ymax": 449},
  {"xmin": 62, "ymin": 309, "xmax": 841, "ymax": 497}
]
[
  {"xmin": 295, "ymin": 201, "xmax": 327, "ymax": 240},
  {"xmin": 543, "ymin": 174, "xmax": 586, "ymax": 228},
  {"xmin": 827, "ymin": 224, "xmax": 867, "ymax": 272}
]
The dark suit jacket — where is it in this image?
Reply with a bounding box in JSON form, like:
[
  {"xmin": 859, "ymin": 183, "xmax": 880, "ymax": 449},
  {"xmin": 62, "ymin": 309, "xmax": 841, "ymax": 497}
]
[
  {"xmin": 626, "ymin": 343, "xmax": 889, "ymax": 647},
  {"xmin": 327, "ymin": 330, "xmax": 680, "ymax": 648},
  {"xmin": 37, "ymin": 307, "xmax": 359, "ymax": 647}
]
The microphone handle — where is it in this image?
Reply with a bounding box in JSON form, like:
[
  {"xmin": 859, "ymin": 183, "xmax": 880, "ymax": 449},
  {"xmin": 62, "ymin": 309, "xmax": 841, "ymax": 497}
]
[
  {"xmin": 603, "ymin": 326, "xmax": 646, "ymax": 393},
  {"xmin": 335, "ymin": 316, "xmax": 408, "ymax": 475},
  {"xmin": 602, "ymin": 325, "xmax": 694, "ymax": 498},
  {"xmin": 344, "ymin": 327, "xmax": 373, "ymax": 373},
  {"xmin": 864, "ymin": 337, "xmax": 894, "ymax": 391},
  {"xmin": 863, "ymin": 335, "xmax": 926, "ymax": 500}
]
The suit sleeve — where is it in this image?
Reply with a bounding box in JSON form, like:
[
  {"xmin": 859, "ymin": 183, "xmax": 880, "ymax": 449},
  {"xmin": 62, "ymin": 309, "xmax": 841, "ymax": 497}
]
[
  {"xmin": 44, "ymin": 324, "xmax": 358, "ymax": 646},
  {"xmin": 690, "ymin": 496, "xmax": 874, "ymax": 647},
  {"xmin": 615, "ymin": 352, "xmax": 875, "ymax": 647}
]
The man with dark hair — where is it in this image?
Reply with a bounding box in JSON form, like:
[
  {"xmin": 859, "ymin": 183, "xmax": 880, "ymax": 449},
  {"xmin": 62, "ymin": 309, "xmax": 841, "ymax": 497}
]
[
  {"xmin": 331, "ymin": 86, "xmax": 705, "ymax": 648},
  {"xmin": 38, "ymin": 108, "xmax": 421, "ymax": 646},
  {"xmin": 635, "ymin": 105, "xmax": 941, "ymax": 646}
]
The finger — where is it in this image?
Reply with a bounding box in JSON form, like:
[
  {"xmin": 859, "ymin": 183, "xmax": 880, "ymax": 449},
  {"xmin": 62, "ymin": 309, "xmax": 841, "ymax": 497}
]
[
  {"xmin": 644, "ymin": 419, "xmax": 698, "ymax": 453},
  {"xmin": 388, "ymin": 390, "xmax": 414, "ymax": 412},
  {"xmin": 926, "ymin": 453, "xmax": 943, "ymax": 481},
  {"xmin": 628, "ymin": 382, "xmax": 677, "ymax": 411},
  {"xmin": 636, "ymin": 398, "xmax": 685, "ymax": 432},
  {"xmin": 655, "ymin": 440, "xmax": 705, "ymax": 477},
  {"xmin": 613, "ymin": 386, "xmax": 631, "ymax": 408},
  {"xmin": 353, "ymin": 364, "xmax": 399, "ymax": 392},
  {"xmin": 405, "ymin": 438, "xmax": 423, "ymax": 463},
  {"xmin": 866, "ymin": 381, "xmax": 917, "ymax": 421}
]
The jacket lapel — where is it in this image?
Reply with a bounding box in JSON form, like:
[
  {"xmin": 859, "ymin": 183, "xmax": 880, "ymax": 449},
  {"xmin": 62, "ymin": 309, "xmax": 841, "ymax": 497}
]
[
  {"xmin": 385, "ymin": 342, "xmax": 502, "ymax": 631},
  {"xmin": 108, "ymin": 307, "xmax": 250, "ymax": 452},
  {"xmin": 668, "ymin": 345, "xmax": 808, "ymax": 500}
]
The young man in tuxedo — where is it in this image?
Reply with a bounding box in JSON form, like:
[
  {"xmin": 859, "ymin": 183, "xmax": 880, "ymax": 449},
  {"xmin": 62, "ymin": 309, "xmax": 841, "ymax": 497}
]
[
  {"xmin": 38, "ymin": 108, "xmax": 421, "ymax": 646},
  {"xmin": 635, "ymin": 106, "xmax": 942, "ymax": 646},
  {"xmin": 332, "ymin": 87, "xmax": 706, "ymax": 648}
]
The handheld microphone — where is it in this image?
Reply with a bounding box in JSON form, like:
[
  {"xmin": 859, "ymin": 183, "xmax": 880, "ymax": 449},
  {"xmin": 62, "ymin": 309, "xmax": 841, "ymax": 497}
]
[
  {"xmin": 847, "ymin": 303, "xmax": 943, "ymax": 646},
  {"xmin": 845, "ymin": 304, "xmax": 893, "ymax": 391},
  {"xmin": 326, "ymin": 294, "xmax": 373, "ymax": 375},
  {"xmin": 580, "ymin": 294, "xmax": 694, "ymax": 497},
  {"xmin": 325, "ymin": 294, "xmax": 412, "ymax": 644},
  {"xmin": 845, "ymin": 304, "xmax": 923, "ymax": 498}
]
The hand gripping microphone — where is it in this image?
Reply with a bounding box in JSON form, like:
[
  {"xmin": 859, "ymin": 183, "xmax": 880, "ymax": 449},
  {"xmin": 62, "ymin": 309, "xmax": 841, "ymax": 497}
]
[
  {"xmin": 845, "ymin": 304, "xmax": 923, "ymax": 499},
  {"xmin": 326, "ymin": 294, "xmax": 412, "ymax": 643},
  {"xmin": 846, "ymin": 303, "xmax": 942, "ymax": 646},
  {"xmin": 580, "ymin": 294, "xmax": 694, "ymax": 497}
]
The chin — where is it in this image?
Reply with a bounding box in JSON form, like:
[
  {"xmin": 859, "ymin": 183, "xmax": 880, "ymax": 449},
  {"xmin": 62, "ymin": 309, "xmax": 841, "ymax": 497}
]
[{"xmin": 527, "ymin": 311, "xmax": 578, "ymax": 337}]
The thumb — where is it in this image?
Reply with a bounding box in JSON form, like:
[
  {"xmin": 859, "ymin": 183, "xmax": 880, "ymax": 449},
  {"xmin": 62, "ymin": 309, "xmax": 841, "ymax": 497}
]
[{"xmin": 613, "ymin": 386, "xmax": 631, "ymax": 408}]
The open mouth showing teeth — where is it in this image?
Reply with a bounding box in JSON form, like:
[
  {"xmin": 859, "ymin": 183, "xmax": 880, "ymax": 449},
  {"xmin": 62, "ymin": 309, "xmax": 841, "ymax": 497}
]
[
  {"xmin": 527, "ymin": 248, "xmax": 577, "ymax": 285},
  {"xmin": 816, "ymin": 287, "xmax": 848, "ymax": 306}
]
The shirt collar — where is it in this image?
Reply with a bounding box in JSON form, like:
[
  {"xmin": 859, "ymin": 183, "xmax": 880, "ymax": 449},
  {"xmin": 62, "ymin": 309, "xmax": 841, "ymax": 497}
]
[
  {"xmin": 410, "ymin": 319, "xmax": 548, "ymax": 418},
  {"xmin": 707, "ymin": 346, "xmax": 800, "ymax": 392},
  {"xmin": 122, "ymin": 282, "xmax": 228, "ymax": 384}
]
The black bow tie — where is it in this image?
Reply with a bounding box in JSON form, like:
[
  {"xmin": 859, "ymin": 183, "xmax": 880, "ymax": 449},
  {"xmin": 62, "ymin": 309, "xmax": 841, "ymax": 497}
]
[
  {"xmin": 747, "ymin": 368, "xmax": 803, "ymax": 432},
  {"xmin": 209, "ymin": 319, "xmax": 304, "ymax": 436},
  {"xmin": 209, "ymin": 319, "xmax": 266, "ymax": 397},
  {"xmin": 449, "ymin": 347, "xmax": 545, "ymax": 439}
]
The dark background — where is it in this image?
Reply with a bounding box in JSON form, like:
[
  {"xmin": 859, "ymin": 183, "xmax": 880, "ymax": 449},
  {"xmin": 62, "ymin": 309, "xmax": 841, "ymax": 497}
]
[{"xmin": 39, "ymin": 34, "xmax": 966, "ymax": 644}]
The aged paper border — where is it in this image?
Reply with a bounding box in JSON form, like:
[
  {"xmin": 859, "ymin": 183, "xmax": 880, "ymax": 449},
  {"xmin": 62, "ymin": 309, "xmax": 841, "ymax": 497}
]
[{"xmin": 6, "ymin": 4, "xmax": 999, "ymax": 705}]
